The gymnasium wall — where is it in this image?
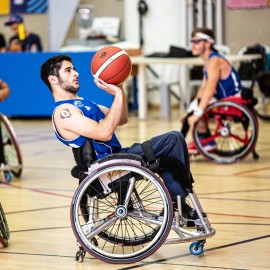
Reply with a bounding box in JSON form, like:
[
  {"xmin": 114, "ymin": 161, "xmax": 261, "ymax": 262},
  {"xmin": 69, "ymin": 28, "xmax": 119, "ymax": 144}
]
[
  {"xmin": 224, "ymin": 7, "xmax": 270, "ymax": 53},
  {"xmin": 0, "ymin": 1, "xmax": 269, "ymax": 53},
  {"xmin": 0, "ymin": 1, "xmax": 270, "ymax": 116}
]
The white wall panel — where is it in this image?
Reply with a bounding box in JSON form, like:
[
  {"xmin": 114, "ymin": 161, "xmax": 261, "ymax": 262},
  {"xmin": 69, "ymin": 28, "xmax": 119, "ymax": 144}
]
[{"xmin": 48, "ymin": 0, "xmax": 79, "ymax": 51}]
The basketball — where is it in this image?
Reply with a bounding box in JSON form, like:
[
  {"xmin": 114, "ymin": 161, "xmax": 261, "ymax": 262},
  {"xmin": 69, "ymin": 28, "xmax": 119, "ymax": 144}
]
[{"xmin": 91, "ymin": 46, "xmax": 132, "ymax": 85}]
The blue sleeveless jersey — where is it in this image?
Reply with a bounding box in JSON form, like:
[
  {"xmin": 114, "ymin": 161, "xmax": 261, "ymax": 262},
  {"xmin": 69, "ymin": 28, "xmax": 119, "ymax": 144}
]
[
  {"xmin": 52, "ymin": 98, "xmax": 122, "ymax": 159},
  {"xmin": 204, "ymin": 52, "xmax": 242, "ymax": 99}
]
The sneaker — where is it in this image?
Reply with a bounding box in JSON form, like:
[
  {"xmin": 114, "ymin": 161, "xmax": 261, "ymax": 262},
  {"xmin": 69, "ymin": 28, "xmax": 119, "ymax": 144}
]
[
  {"xmin": 199, "ymin": 134, "xmax": 217, "ymax": 152},
  {"xmin": 188, "ymin": 143, "xmax": 198, "ymax": 154},
  {"xmin": 203, "ymin": 140, "xmax": 217, "ymax": 152},
  {"xmin": 182, "ymin": 204, "xmax": 206, "ymax": 220}
]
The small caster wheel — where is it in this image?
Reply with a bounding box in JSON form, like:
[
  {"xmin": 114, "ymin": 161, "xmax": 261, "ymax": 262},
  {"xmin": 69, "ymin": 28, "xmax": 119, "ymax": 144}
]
[
  {"xmin": 91, "ymin": 237, "xmax": 98, "ymax": 246},
  {"xmin": 4, "ymin": 172, "xmax": 12, "ymax": 183},
  {"xmin": 189, "ymin": 241, "xmax": 204, "ymax": 256},
  {"xmin": 75, "ymin": 247, "xmax": 86, "ymax": 262}
]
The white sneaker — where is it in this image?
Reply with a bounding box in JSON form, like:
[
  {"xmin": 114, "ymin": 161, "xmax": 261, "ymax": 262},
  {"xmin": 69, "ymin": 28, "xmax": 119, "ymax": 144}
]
[{"xmin": 203, "ymin": 141, "xmax": 217, "ymax": 152}]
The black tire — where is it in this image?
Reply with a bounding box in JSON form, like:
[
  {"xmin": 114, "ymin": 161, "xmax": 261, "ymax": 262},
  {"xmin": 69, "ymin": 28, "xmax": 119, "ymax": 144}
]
[
  {"xmin": 71, "ymin": 162, "xmax": 173, "ymax": 264},
  {"xmin": 0, "ymin": 113, "xmax": 23, "ymax": 177},
  {"xmin": 193, "ymin": 101, "xmax": 258, "ymax": 164}
]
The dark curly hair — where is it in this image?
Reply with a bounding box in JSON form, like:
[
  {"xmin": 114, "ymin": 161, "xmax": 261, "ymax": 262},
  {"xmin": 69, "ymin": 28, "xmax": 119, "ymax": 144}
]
[{"xmin": 40, "ymin": 54, "xmax": 72, "ymax": 92}]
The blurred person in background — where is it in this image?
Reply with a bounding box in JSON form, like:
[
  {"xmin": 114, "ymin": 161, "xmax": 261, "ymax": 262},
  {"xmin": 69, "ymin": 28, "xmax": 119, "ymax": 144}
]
[
  {"xmin": 4, "ymin": 14, "xmax": 43, "ymax": 52},
  {"xmin": 180, "ymin": 27, "xmax": 242, "ymax": 150},
  {"xmin": 8, "ymin": 36, "xmax": 23, "ymax": 52},
  {"xmin": 0, "ymin": 33, "xmax": 7, "ymax": 52}
]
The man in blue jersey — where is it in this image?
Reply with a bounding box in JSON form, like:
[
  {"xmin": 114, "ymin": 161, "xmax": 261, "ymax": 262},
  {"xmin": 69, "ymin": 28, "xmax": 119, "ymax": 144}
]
[
  {"xmin": 40, "ymin": 54, "xmax": 200, "ymax": 220},
  {"xmin": 181, "ymin": 27, "xmax": 242, "ymax": 147}
]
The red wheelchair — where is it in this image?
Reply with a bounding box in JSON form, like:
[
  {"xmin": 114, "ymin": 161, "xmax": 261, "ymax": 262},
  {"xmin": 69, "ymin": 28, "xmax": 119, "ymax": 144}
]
[
  {"xmin": 187, "ymin": 96, "xmax": 259, "ymax": 164},
  {"xmin": 0, "ymin": 203, "xmax": 10, "ymax": 247}
]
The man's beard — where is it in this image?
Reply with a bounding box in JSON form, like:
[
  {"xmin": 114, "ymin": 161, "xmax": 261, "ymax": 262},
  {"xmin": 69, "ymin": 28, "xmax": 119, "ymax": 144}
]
[{"xmin": 59, "ymin": 78, "xmax": 79, "ymax": 93}]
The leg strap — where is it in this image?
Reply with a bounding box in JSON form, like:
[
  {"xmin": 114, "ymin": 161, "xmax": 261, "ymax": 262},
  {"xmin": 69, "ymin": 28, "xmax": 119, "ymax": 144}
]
[
  {"xmin": 141, "ymin": 140, "xmax": 194, "ymax": 190},
  {"xmin": 141, "ymin": 140, "xmax": 160, "ymax": 173}
]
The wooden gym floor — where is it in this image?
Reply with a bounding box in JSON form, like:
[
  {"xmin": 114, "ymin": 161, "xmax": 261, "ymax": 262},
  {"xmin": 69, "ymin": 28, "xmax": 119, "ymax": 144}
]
[{"xmin": 0, "ymin": 109, "xmax": 270, "ymax": 270}]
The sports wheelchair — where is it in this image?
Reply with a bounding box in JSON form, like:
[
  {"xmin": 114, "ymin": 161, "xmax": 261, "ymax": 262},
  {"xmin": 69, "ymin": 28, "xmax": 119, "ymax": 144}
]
[
  {"xmin": 0, "ymin": 202, "xmax": 10, "ymax": 247},
  {"xmin": 70, "ymin": 141, "xmax": 215, "ymax": 264},
  {"xmin": 0, "ymin": 113, "xmax": 23, "ymax": 182},
  {"xmin": 187, "ymin": 95, "xmax": 259, "ymax": 164}
]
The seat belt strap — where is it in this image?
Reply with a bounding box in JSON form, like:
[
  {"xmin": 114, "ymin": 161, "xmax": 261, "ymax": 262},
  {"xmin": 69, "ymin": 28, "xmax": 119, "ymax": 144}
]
[{"xmin": 141, "ymin": 140, "xmax": 160, "ymax": 172}]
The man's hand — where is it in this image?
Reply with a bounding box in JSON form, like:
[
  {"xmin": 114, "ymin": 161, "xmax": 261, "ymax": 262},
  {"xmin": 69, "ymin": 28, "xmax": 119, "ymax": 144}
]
[
  {"xmin": 94, "ymin": 78, "xmax": 123, "ymax": 96},
  {"xmin": 94, "ymin": 78, "xmax": 128, "ymax": 126},
  {"xmin": 188, "ymin": 114, "xmax": 200, "ymax": 131}
]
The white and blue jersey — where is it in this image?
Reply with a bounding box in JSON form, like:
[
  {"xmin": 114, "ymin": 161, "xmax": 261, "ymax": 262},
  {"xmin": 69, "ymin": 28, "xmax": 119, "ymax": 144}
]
[
  {"xmin": 204, "ymin": 52, "xmax": 242, "ymax": 99},
  {"xmin": 52, "ymin": 98, "xmax": 122, "ymax": 159}
]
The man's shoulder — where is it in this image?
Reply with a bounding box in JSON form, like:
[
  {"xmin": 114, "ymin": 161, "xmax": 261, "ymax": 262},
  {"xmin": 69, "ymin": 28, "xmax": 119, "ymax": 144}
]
[
  {"xmin": 54, "ymin": 103, "xmax": 84, "ymax": 122},
  {"xmin": 55, "ymin": 102, "xmax": 79, "ymax": 111}
]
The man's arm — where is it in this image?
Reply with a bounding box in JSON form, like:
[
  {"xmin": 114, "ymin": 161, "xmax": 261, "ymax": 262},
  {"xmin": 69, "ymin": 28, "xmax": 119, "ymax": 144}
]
[
  {"xmin": 197, "ymin": 58, "xmax": 220, "ymax": 111},
  {"xmin": 95, "ymin": 80, "xmax": 128, "ymax": 126},
  {"xmin": 195, "ymin": 76, "xmax": 207, "ymax": 99},
  {"xmin": 0, "ymin": 80, "xmax": 10, "ymax": 101},
  {"xmin": 54, "ymin": 79, "xmax": 128, "ymax": 141},
  {"xmin": 187, "ymin": 58, "xmax": 220, "ymax": 129}
]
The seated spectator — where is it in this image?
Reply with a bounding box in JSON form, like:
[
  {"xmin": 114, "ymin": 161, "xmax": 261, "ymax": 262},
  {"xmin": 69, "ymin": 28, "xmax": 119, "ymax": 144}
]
[
  {"xmin": 0, "ymin": 33, "xmax": 6, "ymax": 52},
  {"xmin": 4, "ymin": 14, "xmax": 43, "ymax": 52},
  {"xmin": 8, "ymin": 37, "xmax": 23, "ymax": 52},
  {"xmin": 0, "ymin": 79, "xmax": 10, "ymax": 101}
]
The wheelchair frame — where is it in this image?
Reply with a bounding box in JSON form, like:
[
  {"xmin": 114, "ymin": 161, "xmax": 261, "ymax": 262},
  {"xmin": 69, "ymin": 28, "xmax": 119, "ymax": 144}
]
[
  {"xmin": 188, "ymin": 96, "xmax": 259, "ymax": 164},
  {"xmin": 70, "ymin": 143, "xmax": 216, "ymax": 264},
  {"xmin": 0, "ymin": 113, "xmax": 23, "ymax": 182}
]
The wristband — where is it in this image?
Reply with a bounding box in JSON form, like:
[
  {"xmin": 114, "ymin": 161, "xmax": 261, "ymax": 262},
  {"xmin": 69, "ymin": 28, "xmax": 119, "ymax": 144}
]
[{"xmin": 193, "ymin": 107, "xmax": 203, "ymax": 117}]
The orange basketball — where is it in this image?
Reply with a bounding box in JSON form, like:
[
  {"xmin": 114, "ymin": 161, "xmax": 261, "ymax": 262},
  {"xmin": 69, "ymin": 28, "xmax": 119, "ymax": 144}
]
[{"xmin": 91, "ymin": 46, "xmax": 132, "ymax": 85}]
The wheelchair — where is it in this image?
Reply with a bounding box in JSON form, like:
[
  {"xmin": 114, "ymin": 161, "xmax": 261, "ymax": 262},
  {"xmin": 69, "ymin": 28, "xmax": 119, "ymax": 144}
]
[
  {"xmin": 0, "ymin": 112, "xmax": 23, "ymax": 182},
  {"xmin": 188, "ymin": 95, "xmax": 259, "ymax": 164},
  {"xmin": 70, "ymin": 141, "xmax": 216, "ymax": 264},
  {"xmin": 0, "ymin": 202, "xmax": 10, "ymax": 247}
]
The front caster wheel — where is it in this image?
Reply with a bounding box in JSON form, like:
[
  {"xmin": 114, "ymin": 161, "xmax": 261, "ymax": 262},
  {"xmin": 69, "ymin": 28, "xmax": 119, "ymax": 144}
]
[
  {"xmin": 189, "ymin": 241, "xmax": 205, "ymax": 256},
  {"xmin": 4, "ymin": 172, "xmax": 12, "ymax": 182}
]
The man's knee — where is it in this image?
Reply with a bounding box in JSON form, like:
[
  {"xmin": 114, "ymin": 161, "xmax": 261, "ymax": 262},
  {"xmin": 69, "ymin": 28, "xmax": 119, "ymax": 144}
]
[{"xmin": 165, "ymin": 130, "xmax": 185, "ymax": 141}]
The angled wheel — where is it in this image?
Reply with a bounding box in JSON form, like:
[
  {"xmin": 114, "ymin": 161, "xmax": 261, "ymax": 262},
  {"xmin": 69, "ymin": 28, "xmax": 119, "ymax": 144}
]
[
  {"xmin": 0, "ymin": 203, "xmax": 10, "ymax": 247},
  {"xmin": 71, "ymin": 161, "xmax": 173, "ymax": 264},
  {"xmin": 193, "ymin": 101, "xmax": 258, "ymax": 164},
  {"xmin": 0, "ymin": 113, "xmax": 23, "ymax": 177}
]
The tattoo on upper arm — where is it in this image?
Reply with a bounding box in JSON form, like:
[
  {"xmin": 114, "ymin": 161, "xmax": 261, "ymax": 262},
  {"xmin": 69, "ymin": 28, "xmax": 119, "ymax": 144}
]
[{"xmin": 60, "ymin": 108, "xmax": 72, "ymax": 119}]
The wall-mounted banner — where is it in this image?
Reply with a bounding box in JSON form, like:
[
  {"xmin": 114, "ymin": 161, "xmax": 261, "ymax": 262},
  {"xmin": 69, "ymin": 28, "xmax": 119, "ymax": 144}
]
[
  {"xmin": 10, "ymin": 0, "xmax": 47, "ymax": 14},
  {"xmin": 0, "ymin": 0, "xmax": 10, "ymax": 15},
  {"xmin": 227, "ymin": 0, "xmax": 269, "ymax": 9}
]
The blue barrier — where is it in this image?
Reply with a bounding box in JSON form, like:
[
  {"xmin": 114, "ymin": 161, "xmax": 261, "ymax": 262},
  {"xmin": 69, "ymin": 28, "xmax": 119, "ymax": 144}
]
[{"xmin": 0, "ymin": 52, "xmax": 113, "ymax": 117}]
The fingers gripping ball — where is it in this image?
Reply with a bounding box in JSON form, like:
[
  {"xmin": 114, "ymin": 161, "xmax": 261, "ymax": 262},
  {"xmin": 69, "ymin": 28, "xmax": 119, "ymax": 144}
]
[{"xmin": 91, "ymin": 46, "xmax": 132, "ymax": 85}]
